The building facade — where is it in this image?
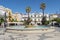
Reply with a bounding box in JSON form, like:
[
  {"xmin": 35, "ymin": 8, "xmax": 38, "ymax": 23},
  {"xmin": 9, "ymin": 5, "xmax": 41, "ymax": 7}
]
[
  {"xmin": 50, "ymin": 14, "xmax": 58, "ymax": 20},
  {"xmin": 0, "ymin": 6, "xmax": 59, "ymax": 25},
  {"xmin": 20, "ymin": 13, "xmax": 49, "ymax": 24}
]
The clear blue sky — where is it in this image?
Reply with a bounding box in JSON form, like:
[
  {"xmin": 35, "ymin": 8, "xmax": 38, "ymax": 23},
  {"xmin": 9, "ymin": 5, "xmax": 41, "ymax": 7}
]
[{"xmin": 0, "ymin": 0, "xmax": 60, "ymax": 14}]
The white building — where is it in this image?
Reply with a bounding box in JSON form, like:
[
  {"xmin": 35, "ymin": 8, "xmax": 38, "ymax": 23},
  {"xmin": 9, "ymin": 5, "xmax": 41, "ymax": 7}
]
[
  {"xmin": 50, "ymin": 14, "xmax": 58, "ymax": 20},
  {"xmin": 0, "ymin": 6, "xmax": 59, "ymax": 25},
  {"xmin": 20, "ymin": 13, "xmax": 49, "ymax": 25}
]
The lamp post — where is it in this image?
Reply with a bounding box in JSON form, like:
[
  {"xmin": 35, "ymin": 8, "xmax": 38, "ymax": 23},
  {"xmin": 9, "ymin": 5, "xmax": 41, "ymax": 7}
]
[
  {"xmin": 4, "ymin": 12, "xmax": 7, "ymax": 32},
  {"xmin": 4, "ymin": 12, "xmax": 7, "ymax": 28}
]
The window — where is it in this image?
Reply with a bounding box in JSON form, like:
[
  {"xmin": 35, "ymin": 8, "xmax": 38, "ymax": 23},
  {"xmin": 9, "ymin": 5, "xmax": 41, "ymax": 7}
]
[
  {"xmin": 32, "ymin": 19, "xmax": 35, "ymax": 21},
  {"xmin": 35, "ymin": 15, "xmax": 36, "ymax": 17}
]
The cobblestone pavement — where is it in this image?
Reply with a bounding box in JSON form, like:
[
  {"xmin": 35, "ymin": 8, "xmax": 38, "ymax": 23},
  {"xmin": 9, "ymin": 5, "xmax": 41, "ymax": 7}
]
[{"xmin": 0, "ymin": 27, "xmax": 60, "ymax": 40}]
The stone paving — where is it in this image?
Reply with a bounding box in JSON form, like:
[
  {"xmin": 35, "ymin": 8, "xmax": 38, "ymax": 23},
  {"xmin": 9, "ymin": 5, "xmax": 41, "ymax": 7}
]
[{"xmin": 0, "ymin": 27, "xmax": 60, "ymax": 40}]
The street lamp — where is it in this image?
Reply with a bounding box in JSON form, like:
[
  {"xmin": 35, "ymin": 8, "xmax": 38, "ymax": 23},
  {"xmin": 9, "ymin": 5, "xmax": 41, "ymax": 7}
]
[
  {"xmin": 4, "ymin": 12, "xmax": 7, "ymax": 28},
  {"xmin": 3, "ymin": 12, "xmax": 7, "ymax": 32}
]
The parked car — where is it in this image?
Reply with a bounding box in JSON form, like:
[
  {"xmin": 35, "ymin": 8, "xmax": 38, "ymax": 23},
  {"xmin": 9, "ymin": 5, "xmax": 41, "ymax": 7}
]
[{"xmin": 53, "ymin": 23, "xmax": 60, "ymax": 27}]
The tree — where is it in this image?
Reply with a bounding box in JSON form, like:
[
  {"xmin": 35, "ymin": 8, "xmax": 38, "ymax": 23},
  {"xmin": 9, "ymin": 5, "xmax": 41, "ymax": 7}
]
[
  {"xmin": 41, "ymin": 16, "xmax": 47, "ymax": 25},
  {"xmin": 26, "ymin": 6, "xmax": 31, "ymax": 25},
  {"xmin": 26, "ymin": 6, "xmax": 31, "ymax": 18},
  {"xmin": 0, "ymin": 17, "xmax": 4, "ymax": 25},
  {"xmin": 11, "ymin": 18, "xmax": 14, "ymax": 22},
  {"xmin": 52, "ymin": 18, "xmax": 60, "ymax": 23},
  {"xmin": 24, "ymin": 18, "xmax": 32, "ymax": 28},
  {"xmin": 40, "ymin": 3, "xmax": 46, "ymax": 16},
  {"xmin": 44, "ymin": 20, "xmax": 50, "ymax": 25},
  {"xmin": 40, "ymin": 3, "xmax": 46, "ymax": 25},
  {"xmin": 8, "ymin": 11, "xmax": 12, "ymax": 22}
]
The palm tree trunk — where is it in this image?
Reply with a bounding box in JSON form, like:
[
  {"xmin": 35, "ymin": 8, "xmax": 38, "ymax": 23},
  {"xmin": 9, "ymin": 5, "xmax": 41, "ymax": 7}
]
[
  {"xmin": 27, "ymin": 13, "xmax": 29, "ymax": 25},
  {"xmin": 42, "ymin": 9, "xmax": 45, "ymax": 25},
  {"xmin": 28, "ymin": 13, "xmax": 29, "ymax": 19},
  {"xmin": 43, "ymin": 9, "xmax": 44, "ymax": 17}
]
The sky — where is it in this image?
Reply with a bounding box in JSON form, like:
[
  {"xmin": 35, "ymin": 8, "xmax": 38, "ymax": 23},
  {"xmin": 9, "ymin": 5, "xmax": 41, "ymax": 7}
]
[{"xmin": 0, "ymin": 0, "xmax": 60, "ymax": 14}]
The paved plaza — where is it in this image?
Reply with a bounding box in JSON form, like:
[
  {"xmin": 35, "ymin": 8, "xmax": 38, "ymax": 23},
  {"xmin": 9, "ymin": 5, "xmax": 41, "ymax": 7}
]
[{"xmin": 0, "ymin": 27, "xmax": 60, "ymax": 40}]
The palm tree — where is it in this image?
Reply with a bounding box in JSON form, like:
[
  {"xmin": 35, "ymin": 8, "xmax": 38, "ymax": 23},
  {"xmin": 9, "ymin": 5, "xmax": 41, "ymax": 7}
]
[
  {"xmin": 26, "ymin": 6, "xmax": 31, "ymax": 19},
  {"xmin": 26, "ymin": 6, "xmax": 31, "ymax": 25},
  {"xmin": 40, "ymin": 3, "xmax": 46, "ymax": 25},
  {"xmin": 40, "ymin": 3, "xmax": 46, "ymax": 16}
]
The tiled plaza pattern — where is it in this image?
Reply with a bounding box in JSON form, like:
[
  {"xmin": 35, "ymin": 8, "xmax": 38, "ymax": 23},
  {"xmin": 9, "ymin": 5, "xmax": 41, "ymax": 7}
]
[{"xmin": 0, "ymin": 27, "xmax": 60, "ymax": 40}]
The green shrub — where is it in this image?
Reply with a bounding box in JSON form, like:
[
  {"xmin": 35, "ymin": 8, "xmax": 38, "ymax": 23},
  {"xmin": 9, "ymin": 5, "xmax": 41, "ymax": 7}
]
[
  {"xmin": 24, "ymin": 17, "xmax": 32, "ymax": 28},
  {"xmin": 45, "ymin": 21, "xmax": 50, "ymax": 25},
  {"xmin": 41, "ymin": 16, "xmax": 47, "ymax": 25},
  {"xmin": 52, "ymin": 18, "xmax": 60, "ymax": 23},
  {"xmin": 0, "ymin": 17, "xmax": 4, "ymax": 25}
]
